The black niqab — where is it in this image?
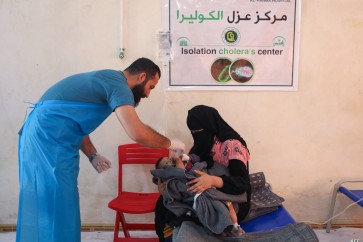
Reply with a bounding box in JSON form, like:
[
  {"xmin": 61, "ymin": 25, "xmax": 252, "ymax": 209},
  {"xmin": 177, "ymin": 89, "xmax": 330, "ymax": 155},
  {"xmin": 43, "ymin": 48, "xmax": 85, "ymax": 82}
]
[{"xmin": 187, "ymin": 105, "xmax": 247, "ymax": 168}]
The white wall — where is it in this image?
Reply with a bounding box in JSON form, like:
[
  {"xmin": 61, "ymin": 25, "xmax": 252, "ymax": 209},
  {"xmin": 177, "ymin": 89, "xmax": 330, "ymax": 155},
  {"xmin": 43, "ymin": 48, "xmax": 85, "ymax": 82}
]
[{"xmin": 0, "ymin": 0, "xmax": 362, "ymax": 226}]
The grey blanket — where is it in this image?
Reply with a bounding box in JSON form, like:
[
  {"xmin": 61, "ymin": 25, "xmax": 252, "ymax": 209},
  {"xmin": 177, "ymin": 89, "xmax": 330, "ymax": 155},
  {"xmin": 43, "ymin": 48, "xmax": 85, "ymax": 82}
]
[
  {"xmin": 151, "ymin": 162, "xmax": 286, "ymax": 233},
  {"xmin": 173, "ymin": 221, "xmax": 319, "ymax": 242},
  {"xmin": 151, "ymin": 162, "xmax": 247, "ymax": 234}
]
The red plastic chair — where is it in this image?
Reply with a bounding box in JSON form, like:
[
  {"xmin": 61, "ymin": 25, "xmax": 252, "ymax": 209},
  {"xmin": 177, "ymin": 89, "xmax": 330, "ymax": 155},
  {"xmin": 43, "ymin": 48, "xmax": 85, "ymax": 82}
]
[{"xmin": 108, "ymin": 143, "xmax": 169, "ymax": 242}]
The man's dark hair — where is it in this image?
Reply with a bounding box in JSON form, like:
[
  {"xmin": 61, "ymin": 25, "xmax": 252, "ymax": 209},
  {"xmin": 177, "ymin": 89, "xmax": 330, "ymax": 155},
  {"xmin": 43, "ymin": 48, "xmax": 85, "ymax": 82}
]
[{"xmin": 124, "ymin": 57, "xmax": 161, "ymax": 81}]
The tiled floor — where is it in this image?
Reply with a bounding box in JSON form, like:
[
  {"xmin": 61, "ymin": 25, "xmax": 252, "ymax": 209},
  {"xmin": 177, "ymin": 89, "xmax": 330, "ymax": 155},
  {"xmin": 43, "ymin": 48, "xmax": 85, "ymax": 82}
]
[
  {"xmin": 315, "ymin": 228, "xmax": 363, "ymax": 242},
  {"xmin": 1, "ymin": 228, "xmax": 362, "ymax": 242}
]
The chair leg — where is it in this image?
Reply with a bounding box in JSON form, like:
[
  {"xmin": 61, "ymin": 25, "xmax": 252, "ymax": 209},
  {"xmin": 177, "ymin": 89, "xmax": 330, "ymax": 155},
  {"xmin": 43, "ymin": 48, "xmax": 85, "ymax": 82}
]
[
  {"xmin": 113, "ymin": 212, "xmax": 121, "ymax": 242},
  {"xmin": 326, "ymin": 183, "xmax": 340, "ymax": 233},
  {"xmin": 119, "ymin": 212, "xmax": 131, "ymax": 238}
]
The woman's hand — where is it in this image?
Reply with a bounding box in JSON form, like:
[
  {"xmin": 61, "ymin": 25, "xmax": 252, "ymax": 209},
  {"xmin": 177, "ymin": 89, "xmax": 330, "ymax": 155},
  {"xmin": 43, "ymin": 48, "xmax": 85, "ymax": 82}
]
[{"xmin": 186, "ymin": 170, "xmax": 216, "ymax": 194}]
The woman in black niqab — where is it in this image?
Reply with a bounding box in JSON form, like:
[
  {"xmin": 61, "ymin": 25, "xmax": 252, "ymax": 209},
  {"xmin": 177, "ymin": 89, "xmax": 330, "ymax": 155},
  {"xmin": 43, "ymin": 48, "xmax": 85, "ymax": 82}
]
[{"xmin": 154, "ymin": 105, "xmax": 251, "ymax": 241}]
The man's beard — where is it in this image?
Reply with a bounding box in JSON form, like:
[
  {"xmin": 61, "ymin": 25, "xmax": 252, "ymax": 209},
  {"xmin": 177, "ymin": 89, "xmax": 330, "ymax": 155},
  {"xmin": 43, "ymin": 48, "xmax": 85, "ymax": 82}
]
[{"xmin": 131, "ymin": 81, "xmax": 147, "ymax": 107}]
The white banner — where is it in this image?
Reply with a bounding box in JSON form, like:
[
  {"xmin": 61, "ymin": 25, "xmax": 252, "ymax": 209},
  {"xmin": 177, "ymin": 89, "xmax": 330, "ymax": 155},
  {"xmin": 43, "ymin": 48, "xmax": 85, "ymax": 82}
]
[{"xmin": 160, "ymin": 0, "xmax": 301, "ymax": 91}]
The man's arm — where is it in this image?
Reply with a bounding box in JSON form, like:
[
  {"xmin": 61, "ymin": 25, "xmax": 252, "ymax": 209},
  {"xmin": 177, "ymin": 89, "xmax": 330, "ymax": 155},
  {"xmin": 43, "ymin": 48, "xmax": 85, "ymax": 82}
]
[
  {"xmin": 81, "ymin": 135, "xmax": 97, "ymax": 158},
  {"xmin": 81, "ymin": 135, "xmax": 112, "ymax": 173},
  {"xmin": 114, "ymin": 105, "xmax": 171, "ymax": 148}
]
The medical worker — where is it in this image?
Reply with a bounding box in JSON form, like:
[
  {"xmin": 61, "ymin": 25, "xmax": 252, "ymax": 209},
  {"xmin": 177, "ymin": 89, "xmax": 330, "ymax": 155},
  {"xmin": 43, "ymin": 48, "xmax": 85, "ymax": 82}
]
[{"xmin": 16, "ymin": 57, "xmax": 185, "ymax": 242}]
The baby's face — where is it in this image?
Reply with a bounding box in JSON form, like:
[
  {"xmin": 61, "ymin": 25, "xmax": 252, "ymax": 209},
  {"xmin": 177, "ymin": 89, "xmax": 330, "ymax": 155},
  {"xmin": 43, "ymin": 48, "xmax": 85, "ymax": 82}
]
[
  {"xmin": 159, "ymin": 157, "xmax": 185, "ymax": 169},
  {"xmin": 159, "ymin": 157, "xmax": 174, "ymax": 167}
]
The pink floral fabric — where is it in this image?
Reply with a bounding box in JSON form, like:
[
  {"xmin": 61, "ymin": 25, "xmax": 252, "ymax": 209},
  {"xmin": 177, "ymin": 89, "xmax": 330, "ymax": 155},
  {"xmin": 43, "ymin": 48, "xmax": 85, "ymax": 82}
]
[{"xmin": 211, "ymin": 137, "xmax": 250, "ymax": 167}]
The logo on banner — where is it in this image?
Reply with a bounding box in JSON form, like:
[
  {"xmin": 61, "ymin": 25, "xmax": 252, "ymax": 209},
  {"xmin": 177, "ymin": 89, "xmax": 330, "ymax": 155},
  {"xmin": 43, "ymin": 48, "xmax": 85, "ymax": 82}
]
[
  {"xmin": 177, "ymin": 37, "xmax": 190, "ymax": 46},
  {"xmin": 222, "ymin": 27, "xmax": 240, "ymax": 46},
  {"xmin": 272, "ymin": 36, "xmax": 286, "ymax": 47}
]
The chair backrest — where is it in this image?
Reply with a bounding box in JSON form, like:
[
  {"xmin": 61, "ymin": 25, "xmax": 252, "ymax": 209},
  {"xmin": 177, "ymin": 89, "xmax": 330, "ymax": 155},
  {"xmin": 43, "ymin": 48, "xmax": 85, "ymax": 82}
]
[{"xmin": 118, "ymin": 143, "xmax": 169, "ymax": 194}]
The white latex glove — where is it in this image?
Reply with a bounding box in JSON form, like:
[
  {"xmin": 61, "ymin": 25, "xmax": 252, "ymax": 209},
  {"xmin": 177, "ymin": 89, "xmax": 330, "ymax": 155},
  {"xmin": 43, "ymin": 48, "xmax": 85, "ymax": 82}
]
[
  {"xmin": 169, "ymin": 138, "xmax": 186, "ymax": 158},
  {"xmin": 90, "ymin": 154, "xmax": 112, "ymax": 173},
  {"xmin": 182, "ymin": 154, "xmax": 190, "ymax": 162}
]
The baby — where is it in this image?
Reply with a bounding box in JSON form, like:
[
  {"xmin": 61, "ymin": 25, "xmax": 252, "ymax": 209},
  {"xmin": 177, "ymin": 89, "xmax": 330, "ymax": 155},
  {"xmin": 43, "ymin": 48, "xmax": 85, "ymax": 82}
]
[{"xmin": 153, "ymin": 155, "xmax": 245, "ymax": 236}]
